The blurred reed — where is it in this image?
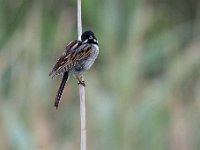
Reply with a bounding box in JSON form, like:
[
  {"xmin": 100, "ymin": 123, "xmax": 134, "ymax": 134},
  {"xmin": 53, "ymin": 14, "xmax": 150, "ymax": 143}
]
[{"xmin": 0, "ymin": 0, "xmax": 200, "ymax": 150}]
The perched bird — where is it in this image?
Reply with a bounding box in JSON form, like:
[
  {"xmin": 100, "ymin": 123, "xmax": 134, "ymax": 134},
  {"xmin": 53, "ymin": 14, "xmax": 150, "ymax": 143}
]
[{"xmin": 49, "ymin": 30, "xmax": 99, "ymax": 108}]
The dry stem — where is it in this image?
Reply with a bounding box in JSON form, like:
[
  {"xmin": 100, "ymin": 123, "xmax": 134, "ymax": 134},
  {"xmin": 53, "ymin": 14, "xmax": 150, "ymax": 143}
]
[{"xmin": 77, "ymin": 0, "xmax": 86, "ymax": 150}]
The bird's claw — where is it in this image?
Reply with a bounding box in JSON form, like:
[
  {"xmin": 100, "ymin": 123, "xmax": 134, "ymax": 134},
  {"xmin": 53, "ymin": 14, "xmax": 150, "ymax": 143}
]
[{"xmin": 78, "ymin": 80, "xmax": 86, "ymax": 86}]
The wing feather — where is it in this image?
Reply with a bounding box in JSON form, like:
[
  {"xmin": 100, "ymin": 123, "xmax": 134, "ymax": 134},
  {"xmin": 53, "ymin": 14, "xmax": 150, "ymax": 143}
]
[
  {"xmin": 49, "ymin": 40, "xmax": 81, "ymax": 78},
  {"xmin": 49, "ymin": 42, "xmax": 93, "ymax": 78}
]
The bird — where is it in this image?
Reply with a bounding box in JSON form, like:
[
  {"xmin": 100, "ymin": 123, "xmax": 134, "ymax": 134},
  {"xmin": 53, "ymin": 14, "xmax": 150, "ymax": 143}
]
[{"xmin": 49, "ymin": 30, "xmax": 99, "ymax": 109}]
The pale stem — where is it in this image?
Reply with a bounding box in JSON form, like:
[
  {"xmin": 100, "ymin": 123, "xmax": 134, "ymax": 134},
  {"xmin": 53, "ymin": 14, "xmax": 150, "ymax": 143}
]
[{"xmin": 77, "ymin": 0, "xmax": 86, "ymax": 150}]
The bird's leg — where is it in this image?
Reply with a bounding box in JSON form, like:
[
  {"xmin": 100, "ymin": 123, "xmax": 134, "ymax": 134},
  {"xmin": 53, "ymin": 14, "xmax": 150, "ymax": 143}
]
[{"xmin": 76, "ymin": 75, "xmax": 86, "ymax": 86}]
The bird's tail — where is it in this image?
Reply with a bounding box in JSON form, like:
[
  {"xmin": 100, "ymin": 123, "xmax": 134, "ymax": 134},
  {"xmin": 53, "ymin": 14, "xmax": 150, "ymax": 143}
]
[{"xmin": 54, "ymin": 72, "xmax": 68, "ymax": 109}]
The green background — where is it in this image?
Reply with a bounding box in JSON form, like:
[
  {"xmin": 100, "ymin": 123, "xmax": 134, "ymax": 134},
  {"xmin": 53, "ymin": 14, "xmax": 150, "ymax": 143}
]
[{"xmin": 0, "ymin": 0, "xmax": 200, "ymax": 149}]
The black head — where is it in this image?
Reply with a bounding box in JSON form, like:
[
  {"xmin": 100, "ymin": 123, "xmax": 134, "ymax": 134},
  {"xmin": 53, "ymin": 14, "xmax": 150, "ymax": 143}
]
[{"xmin": 81, "ymin": 30, "xmax": 98, "ymax": 45}]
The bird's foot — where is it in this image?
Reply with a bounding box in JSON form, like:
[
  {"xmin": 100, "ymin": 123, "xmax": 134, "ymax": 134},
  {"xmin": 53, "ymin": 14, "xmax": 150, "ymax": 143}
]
[{"xmin": 78, "ymin": 80, "xmax": 86, "ymax": 87}]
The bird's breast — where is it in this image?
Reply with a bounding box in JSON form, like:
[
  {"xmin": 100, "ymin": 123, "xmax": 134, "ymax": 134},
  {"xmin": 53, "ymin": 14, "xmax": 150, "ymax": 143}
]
[
  {"xmin": 70, "ymin": 44, "xmax": 99, "ymax": 76},
  {"xmin": 82, "ymin": 44, "xmax": 99, "ymax": 70}
]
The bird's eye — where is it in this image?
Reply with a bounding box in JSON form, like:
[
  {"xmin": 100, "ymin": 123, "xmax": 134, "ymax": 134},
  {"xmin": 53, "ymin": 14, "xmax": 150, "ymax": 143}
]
[{"xmin": 89, "ymin": 36, "xmax": 93, "ymax": 39}]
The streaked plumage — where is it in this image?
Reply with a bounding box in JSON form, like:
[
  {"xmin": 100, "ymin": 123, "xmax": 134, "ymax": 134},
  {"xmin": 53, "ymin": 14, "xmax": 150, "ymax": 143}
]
[{"xmin": 49, "ymin": 31, "xmax": 99, "ymax": 108}]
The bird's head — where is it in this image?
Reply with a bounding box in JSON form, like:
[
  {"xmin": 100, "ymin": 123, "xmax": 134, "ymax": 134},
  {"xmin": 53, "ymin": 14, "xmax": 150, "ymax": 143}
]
[{"xmin": 81, "ymin": 30, "xmax": 98, "ymax": 45}]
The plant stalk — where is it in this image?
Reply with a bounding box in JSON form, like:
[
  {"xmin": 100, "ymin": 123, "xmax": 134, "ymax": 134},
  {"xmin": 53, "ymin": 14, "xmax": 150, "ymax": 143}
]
[{"xmin": 77, "ymin": 0, "xmax": 86, "ymax": 150}]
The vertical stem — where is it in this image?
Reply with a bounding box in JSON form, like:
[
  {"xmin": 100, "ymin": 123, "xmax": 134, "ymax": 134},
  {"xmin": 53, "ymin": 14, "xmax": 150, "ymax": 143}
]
[
  {"xmin": 77, "ymin": 0, "xmax": 86, "ymax": 150},
  {"xmin": 79, "ymin": 84, "xmax": 86, "ymax": 150},
  {"xmin": 77, "ymin": 0, "xmax": 82, "ymax": 40}
]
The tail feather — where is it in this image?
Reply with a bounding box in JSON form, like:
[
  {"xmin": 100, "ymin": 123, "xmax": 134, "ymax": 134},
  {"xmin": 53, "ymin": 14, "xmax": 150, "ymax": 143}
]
[{"xmin": 54, "ymin": 72, "xmax": 68, "ymax": 109}]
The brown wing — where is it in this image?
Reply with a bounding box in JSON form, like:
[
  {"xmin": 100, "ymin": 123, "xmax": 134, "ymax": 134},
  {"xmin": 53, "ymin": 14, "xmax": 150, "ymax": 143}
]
[
  {"xmin": 49, "ymin": 40, "xmax": 81, "ymax": 78},
  {"xmin": 73, "ymin": 44, "xmax": 92, "ymax": 62},
  {"xmin": 54, "ymin": 44, "xmax": 93, "ymax": 76}
]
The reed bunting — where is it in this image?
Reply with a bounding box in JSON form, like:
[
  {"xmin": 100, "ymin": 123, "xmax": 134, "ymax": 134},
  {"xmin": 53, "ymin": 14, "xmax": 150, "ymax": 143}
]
[{"xmin": 49, "ymin": 30, "xmax": 99, "ymax": 108}]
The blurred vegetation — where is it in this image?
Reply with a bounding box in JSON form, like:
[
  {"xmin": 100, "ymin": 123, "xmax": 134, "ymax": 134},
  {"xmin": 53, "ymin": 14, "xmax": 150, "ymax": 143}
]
[{"xmin": 0, "ymin": 0, "xmax": 200, "ymax": 150}]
